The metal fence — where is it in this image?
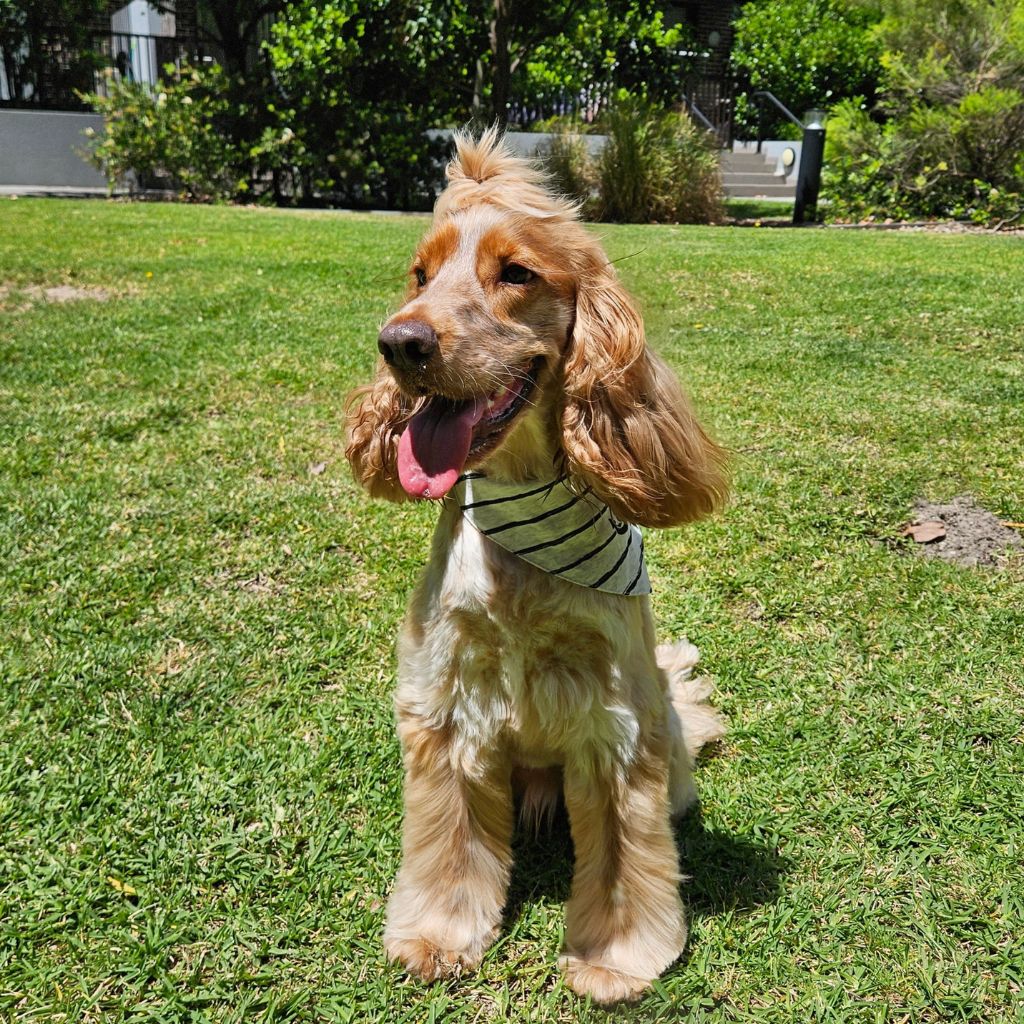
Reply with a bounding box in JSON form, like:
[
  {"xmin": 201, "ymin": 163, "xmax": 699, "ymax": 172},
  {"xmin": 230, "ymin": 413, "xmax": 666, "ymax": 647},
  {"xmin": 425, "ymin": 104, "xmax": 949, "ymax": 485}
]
[
  {"xmin": 505, "ymin": 82, "xmax": 614, "ymax": 129},
  {"xmin": 682, "ymin": 75, "xmax": 734, "ymax": 147},
  {"xmin": 1, "ymin": 30, "xmax": 194, "ymax": 110},
  {"xmin": 505, "ymin": 75, "xmax": 734, "ymax": 141}
]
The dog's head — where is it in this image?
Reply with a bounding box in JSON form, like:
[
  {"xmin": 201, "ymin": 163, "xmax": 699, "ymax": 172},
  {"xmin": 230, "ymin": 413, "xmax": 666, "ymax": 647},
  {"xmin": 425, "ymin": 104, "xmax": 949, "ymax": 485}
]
[{"xmin": 346, "ymin": 128, "xmax": 727, "ymax": 527}]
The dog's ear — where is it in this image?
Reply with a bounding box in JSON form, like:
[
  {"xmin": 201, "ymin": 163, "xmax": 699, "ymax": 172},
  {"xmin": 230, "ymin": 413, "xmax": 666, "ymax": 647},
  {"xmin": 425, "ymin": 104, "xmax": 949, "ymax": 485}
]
[
  {"xmin": 345, "ymin": 367, "xmax": 413, "ymax": 502},
  {"xmin": 560, "ymin": 267, "xmax": 728, "ymax": 527}
]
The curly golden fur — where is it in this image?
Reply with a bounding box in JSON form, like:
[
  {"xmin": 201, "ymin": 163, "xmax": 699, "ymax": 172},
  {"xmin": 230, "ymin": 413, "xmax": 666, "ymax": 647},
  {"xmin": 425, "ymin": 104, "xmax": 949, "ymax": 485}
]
[{"xmin": 345, "ymin": 127, "xmax": 727, "ymax": 1005}]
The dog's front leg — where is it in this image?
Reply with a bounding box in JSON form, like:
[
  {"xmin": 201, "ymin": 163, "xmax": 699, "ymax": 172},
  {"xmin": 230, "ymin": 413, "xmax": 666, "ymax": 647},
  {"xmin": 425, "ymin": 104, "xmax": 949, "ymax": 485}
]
[
  {"xmin": 559, "ymin": 740, "xmax": 687, "ymax": 1004},
  {"xmin": 383, "ymin": 710, "xmax": 513, "ymax": 981}
]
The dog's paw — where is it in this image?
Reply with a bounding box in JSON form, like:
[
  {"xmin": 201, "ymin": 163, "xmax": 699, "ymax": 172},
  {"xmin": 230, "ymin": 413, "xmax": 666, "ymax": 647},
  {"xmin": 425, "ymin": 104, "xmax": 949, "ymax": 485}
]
[
  {"xmin": 385, "ymin": 936, "xmax": 482, "ymax": 982},
  {"xmin": 559, "ymin": 954, "xmax": 651, "ymax": 1005}
]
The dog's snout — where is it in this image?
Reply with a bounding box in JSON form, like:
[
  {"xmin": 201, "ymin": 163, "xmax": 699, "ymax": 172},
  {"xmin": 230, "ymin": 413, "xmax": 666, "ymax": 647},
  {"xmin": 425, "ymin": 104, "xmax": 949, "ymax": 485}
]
[{"xmin": 378, "ymin": 320, "xmax": 438, "ymax": 371}]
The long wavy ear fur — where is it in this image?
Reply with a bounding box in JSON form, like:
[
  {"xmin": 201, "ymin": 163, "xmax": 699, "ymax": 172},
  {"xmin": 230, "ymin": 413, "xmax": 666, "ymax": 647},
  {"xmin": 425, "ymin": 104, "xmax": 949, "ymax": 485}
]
[
  {"xmin": 561, "ymin": 263, "xmax": 729, "ymax": 528},
  {"xmin": 345, "ymin": 367, "xmax": 414, "ymax": 502}
]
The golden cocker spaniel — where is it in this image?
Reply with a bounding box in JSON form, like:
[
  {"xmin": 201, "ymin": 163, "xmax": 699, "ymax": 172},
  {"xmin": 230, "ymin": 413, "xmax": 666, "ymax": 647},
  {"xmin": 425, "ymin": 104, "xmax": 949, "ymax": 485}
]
[{"xmin": 346, "ymin": 128, "xmax": 728, "ymax": 1004}]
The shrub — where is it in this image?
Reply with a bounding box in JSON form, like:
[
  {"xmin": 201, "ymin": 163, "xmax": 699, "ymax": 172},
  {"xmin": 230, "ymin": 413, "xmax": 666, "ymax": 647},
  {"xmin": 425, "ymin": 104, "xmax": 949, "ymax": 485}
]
[
  {"xmin": 537, "ymin": 129, "xmax": 594, "ymax": 207},
  {"xmin": 537, "ymin": 96, "xmax": 724, "ymax": 224},
  {"xmin": 825, "ymin": 94, "xmax": 1024, "ymax": 223},
  {"xmin": 593, "ymin": 96, "xmax": 724, "ymax": 224},
  {"xmin": 84, "ymin": 64, "xmax": 250, "ymax": 201},
  {"xmin": 822, "ymin": 0, "xmax": 1024, "ymax": 224}
]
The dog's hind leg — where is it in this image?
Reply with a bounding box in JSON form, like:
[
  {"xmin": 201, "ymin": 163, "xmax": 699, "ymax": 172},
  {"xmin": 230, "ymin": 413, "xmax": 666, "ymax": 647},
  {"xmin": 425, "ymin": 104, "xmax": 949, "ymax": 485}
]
[{"xmin": 657, "ymin": 640, "xmax": 726, "ymax": 819}]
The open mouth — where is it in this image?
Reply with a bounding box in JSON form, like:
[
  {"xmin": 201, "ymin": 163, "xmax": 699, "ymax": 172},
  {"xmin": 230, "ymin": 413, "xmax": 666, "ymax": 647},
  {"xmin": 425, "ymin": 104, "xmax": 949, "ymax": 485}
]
[{"xmin": 396, "ymin": 358, "xmax": 542, "ymax": 499}]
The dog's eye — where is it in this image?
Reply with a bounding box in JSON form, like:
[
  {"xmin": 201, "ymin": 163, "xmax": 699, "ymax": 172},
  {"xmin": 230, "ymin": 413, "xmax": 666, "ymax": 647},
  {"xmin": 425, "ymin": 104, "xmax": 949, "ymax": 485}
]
[
  {"xmin": 501, "ymin": 263, "xmax": 534, "ymax": 285},
  {"xmin": 414, "ymin": 267, "xmax": 427, "ymax": 287}
]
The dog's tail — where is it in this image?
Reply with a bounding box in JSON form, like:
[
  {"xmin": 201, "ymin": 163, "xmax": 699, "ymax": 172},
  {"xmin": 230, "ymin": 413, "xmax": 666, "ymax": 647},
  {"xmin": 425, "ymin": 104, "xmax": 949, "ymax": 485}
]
[{"xmin": 657, "ymin": 640, "xmax": 725, "ymax": 817}]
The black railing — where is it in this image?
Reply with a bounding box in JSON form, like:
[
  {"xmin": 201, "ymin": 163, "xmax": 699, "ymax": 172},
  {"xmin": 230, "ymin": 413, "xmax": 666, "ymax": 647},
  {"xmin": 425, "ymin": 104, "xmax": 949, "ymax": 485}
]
[
  {"xmin": 505, "ymin": 82, "xmax": 613, "ymax": 129},
  {"xmin": 2, "ymin": 31, "xmax": 95, "ymax": 110},
  {"xmin": 1, "ymin": 30, "xmax": 194, "ymax": 110},
  {"xmin": 682, "ymin": 95, "xmax": 715, "ymax": 133},
  {"xmin": 750, "ymin": 90, "xmax": 802, "ymax": 150}
]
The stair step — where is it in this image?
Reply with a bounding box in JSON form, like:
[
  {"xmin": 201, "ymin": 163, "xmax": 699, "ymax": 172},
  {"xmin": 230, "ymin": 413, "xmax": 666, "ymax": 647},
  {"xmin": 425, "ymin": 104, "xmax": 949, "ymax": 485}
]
[
  {"xmin": 722, "ymin": 171, "xmax": 788, "ymax": 183},
  {"xmin": 720, "ymin": 154, "xmax": 775, "ymax": 171},
  {"xmin": 723, "ymin": 182, "xmax": 796, "ymax": 197}
]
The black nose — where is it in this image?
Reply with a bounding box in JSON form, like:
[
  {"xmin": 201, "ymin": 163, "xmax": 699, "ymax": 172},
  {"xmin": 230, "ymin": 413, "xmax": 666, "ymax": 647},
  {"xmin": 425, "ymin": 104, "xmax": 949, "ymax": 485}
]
[{"xmin": 378, "ymin": 320, "xmax": 438, "ymax": 371}]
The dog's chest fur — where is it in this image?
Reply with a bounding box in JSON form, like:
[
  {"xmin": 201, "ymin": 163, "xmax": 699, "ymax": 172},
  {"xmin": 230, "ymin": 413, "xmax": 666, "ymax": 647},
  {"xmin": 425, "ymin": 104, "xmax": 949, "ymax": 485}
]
[{"xmin": 396, "ymin": 506, "xmax": 662, "ymax": 777}]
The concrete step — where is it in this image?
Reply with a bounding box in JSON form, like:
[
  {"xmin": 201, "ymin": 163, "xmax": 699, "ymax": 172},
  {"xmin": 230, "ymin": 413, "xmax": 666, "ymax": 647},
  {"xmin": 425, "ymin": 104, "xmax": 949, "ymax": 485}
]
[
  {"xmin": 724, "ymin": 182, "xmax": 796, "ymax": 198},
  {"xmin": 719, "ymin": 145, "xmax": 796, "ymax": 198},
  {"xmin": 723, "ymin": 171, "xmax": 788, "ymax": 184},
  {"xmin": 720, "ymin": 153, "xmax": 775, "ymax": 171}
]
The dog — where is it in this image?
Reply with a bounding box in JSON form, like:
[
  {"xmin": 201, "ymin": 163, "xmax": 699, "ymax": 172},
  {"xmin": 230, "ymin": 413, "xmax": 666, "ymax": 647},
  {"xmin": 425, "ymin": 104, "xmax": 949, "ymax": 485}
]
[{"xmin": 345, "ymin": 128, "xmax": 728, "ymax": 1004}]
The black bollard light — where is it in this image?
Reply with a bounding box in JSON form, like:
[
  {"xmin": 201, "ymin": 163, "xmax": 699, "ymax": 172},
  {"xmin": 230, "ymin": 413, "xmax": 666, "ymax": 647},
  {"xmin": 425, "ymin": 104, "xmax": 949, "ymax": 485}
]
[{"xmin": 793, "ymin": 110, "xmax": 826, "ymax": 226}]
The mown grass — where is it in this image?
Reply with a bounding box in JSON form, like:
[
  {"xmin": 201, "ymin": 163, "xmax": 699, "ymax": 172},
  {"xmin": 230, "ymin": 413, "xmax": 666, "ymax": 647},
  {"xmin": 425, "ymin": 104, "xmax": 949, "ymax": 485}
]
[
  {"xmin": 723, "ymin": 198, "xmax": 794, "ymax": 221},
  {"xmin": 1, "ymin": 199, "xmax": 1022, "ymax": 1023}
]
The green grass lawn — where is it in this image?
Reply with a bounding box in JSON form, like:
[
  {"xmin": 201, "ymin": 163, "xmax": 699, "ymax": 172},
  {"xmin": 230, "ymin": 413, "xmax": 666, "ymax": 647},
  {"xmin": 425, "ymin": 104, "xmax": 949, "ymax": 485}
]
[
  {"xmin": 1, "ymin": 199, "xmax": 1022, "ymax": 1023},
  {"xmin": 723, "ymin": 198, "xmax": 794, "ymax": 222}
]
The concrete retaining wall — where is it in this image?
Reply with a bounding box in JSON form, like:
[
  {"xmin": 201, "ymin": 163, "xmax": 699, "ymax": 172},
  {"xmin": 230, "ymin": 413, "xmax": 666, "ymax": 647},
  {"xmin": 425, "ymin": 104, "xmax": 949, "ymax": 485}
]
[
  {"xmin": 0, "ymin": 110, "xmax": 108, "ymax": 188},
  {"xmin": 501, "ymin": 131, "xmax": 607, "ymax": 159}
]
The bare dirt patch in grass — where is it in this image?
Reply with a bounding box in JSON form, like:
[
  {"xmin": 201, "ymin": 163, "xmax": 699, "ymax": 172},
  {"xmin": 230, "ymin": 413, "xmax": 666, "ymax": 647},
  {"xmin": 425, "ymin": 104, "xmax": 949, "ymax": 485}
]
[
  {"xmin": 904, "ymin": 496, "xmax": 1023, "ymax": 567},
  {"xmin": 0, "ymin": 282, "xmax": 115, "ymax": 310},
  {"xmin": 35, "ymin": 283, "xmax": 113, "ymax": 303}
]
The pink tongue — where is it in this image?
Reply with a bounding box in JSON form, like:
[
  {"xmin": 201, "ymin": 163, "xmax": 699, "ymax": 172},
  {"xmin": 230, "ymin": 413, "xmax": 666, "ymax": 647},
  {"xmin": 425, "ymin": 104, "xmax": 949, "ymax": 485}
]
[{"xmin": 397, "ymin": 397, "xmax": 485, "ymax": 499}]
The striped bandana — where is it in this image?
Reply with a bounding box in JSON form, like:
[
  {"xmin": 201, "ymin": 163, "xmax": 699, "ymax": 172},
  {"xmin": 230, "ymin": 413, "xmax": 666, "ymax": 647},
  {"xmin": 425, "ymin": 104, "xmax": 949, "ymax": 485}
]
[{"xmin": 447, "ymin": 472, "xmax": 651, "ymax": 597}]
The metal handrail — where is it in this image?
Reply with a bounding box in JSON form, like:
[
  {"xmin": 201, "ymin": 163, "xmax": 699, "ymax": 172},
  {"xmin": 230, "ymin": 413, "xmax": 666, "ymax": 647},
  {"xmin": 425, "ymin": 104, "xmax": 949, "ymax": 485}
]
[
  {"xmin": 682, "ymin": 96, "xmax": 716, "ymax": 135},
  {"xmin": 751, "ymin": 90, "xmax": 802, "ymax": 130}
]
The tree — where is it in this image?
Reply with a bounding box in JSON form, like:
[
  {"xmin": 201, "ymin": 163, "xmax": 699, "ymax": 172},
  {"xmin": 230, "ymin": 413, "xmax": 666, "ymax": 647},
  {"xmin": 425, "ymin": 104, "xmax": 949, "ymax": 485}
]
[
  {"xmin": 0, "ymin": 0, "xmax": 109, "ymax": 106},
  {"xmin": 524, "ymin": 3, "xmax": 693, "ymax": 118},
  {"xmin": 263, "ymin": 0, "xmax": 461, "ymax": 208},
  {"xmin": 194, "ymin": 0, "xmax": 290, "ymax": 77},
  {"xmin": 731, "ymin": 0, "xmax": 883, "ymax": 136},
  {"xmin": 469, "ymin": 0, "xmax": 692, "ymax": 125}
]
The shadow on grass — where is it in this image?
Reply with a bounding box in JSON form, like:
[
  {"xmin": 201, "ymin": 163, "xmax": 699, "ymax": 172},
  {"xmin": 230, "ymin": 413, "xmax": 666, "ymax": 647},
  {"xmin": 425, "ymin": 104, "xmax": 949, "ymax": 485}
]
[
  {"xmin": 503, "ymin": 803, "xmax": 786, "ymax": 929},
  {"xmin": 675, "ymin": 808, "xmax": 788, "ymax": 920},
  {"xmin": 503, "ymin": 808, "xmax": 575, "ymax": 922}
]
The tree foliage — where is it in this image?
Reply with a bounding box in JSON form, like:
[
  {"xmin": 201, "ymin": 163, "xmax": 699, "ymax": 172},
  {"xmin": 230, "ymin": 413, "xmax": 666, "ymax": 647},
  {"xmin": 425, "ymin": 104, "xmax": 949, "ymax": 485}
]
[
  {"xmin": 523, "ymin": 3, "xmax": 692, "ymax": 118},
  {"xmin": 467, "ymin": 0, "xmax": 692, "ymax": 125},
  {"xmin": 731, "ymin": 0, "xmax": 883, "ymax": 136},
  {"xmin": 262, "ymin": 0, "xmax": 459, "ymax": 209},
  {"xmin": 0, "ymin": 0, "xmax": 109, "ymax": 106},
  {"xmin": 823, "ymin": 0, "xmax": 1024, "ymax": 223}
]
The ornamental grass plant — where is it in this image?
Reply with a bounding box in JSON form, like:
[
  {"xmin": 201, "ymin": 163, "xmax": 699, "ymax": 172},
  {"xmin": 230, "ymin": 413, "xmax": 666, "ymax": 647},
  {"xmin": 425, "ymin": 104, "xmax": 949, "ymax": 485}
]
[{"xmin": 538, "ymin": 97, "xmax": 724, "ymax": 224}]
